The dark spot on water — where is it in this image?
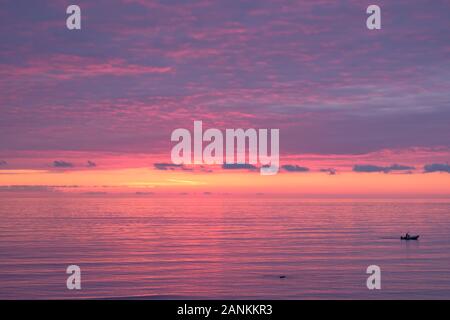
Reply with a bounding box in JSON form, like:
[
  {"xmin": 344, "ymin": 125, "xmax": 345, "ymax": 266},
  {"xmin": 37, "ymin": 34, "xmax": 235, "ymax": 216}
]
[{"xmin": 279, "ymin": 276, "xmax": 286, "ymax": 279}]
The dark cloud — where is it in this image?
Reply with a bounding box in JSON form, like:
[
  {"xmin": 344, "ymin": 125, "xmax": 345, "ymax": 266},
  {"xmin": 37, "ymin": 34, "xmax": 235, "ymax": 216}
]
[
  {"xmin": 0, "ymin": 185, "xmax": 55, "ymax": 192},
  {"xmin": 53, "ymin": 160, "xmax": 73, "ymax": 168},
  {"xmin": 153, "ymin": 163, "xmax": 213, "ymax": 172},
  {"xmin": 320, "ymin": 168, "xmax": 336, "ymax": 175},
  {"xmin": 154, "ymin": 163, "xmax": 184, "ymax": 170},
  {"xmin": 353, "ymin": 165, "xmax": 387, "ymax": 173},
  {"xmin": 0, "ymin": 160, "xmax": 7, "ymax": 166},
  {"xmin": 282, "ymin": 165, "xmax": 309, "ymax": 172},
  {"xmin": 87, "ymin": 160, "xmax": 96, "ymax": 167},
  {"xmin": 424, "ymin": 163, "xmax": 450, "ymax": 173},
  {"xmin": 222, "ymin": 163, "xmax": 257, "ymax": 170},
  {"xmin": 354, "ymin": 164, "xmax": 415, "ymax": 173}
]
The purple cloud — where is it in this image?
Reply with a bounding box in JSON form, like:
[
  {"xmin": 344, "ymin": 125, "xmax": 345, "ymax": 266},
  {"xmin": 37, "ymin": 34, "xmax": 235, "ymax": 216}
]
[
  {"xmin": 154, "ymin": 163, "xmax": 184, "ymax": 171},
  {"xmin": 282, "ymin": 165, "xmax": 310, "ymax": 173},
  {"xmin": 320, "ymin": 168, "xmax": 337, "ymax": 175},
  {"xmin": 87, "ymin": 160, "xmax": 96, "ymax": 167},
  {"xmin": 222, "ymin": 163, "xmax": 257, "ymax": 170},
  {"xmin": 0, "ymin": 0, "xmax": 449, "ymax": 161},
  {"xmin": 424, "ymin": 163, "xmax": 450, "ymax": 173},
  {"xmin": 53, "ymin": 160, "xmax": 73, "ymax": 168},
  {"xmin": 354, "ymin": 164, "xmax": 415, "ymax": 173}
]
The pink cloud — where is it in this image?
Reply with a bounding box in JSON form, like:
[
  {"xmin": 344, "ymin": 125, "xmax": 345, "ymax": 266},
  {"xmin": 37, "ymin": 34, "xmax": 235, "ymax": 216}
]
[{"xmin": 0, "ymin": 55, "xmax": 173, "ymax": 80}]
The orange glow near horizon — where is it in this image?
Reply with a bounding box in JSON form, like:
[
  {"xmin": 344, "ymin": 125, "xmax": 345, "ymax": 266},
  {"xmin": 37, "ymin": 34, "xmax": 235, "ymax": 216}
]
[{"xmin": 1, "ymin": 167, "xmax": 450, "ymax": 196}]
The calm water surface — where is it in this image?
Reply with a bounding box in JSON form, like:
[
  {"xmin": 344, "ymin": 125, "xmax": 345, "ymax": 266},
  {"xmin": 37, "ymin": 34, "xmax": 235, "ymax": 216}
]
[{"xmin": 1, "ymin": 195, "xmax": 450, "ymax": 299}]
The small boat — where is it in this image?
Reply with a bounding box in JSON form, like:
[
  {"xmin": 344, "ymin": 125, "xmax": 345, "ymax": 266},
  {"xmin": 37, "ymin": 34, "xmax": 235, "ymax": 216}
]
[{"xmin": 401, "ymin": 235, "xmax": 419, "ymax": 240}]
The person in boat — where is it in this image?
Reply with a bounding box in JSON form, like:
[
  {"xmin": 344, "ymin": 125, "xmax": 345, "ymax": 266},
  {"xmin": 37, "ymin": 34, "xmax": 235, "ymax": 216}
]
[{"xmin": 405, "ymin": 233, "xmax": 410, "ymax": 239}]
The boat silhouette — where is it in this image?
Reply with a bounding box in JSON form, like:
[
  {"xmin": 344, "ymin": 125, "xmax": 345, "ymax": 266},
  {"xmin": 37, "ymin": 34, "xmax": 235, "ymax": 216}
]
[{"xmin": 401, "ymin": 234, "xmax": 419, "ymax": 240}]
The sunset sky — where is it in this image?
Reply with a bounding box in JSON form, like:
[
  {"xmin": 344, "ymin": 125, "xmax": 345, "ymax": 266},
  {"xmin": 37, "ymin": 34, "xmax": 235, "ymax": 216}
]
[{"xmin": 1, "ymin": 0, "xmax": 450, "ymax": 195}]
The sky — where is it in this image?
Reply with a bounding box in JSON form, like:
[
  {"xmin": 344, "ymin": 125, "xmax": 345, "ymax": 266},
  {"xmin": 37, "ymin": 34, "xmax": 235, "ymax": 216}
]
[{"xmin": 1, "ymin": 0, "xmax": 450, "ymax": 195}]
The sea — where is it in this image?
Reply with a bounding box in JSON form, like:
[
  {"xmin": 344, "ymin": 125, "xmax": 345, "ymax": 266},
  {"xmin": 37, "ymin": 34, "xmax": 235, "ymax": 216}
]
[{"xmin": 1, "ymin": 195, "xmax": 449, "ymax": 299}]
